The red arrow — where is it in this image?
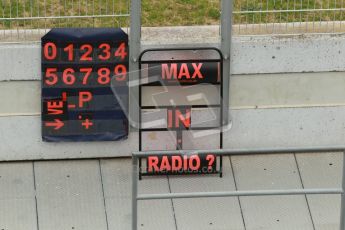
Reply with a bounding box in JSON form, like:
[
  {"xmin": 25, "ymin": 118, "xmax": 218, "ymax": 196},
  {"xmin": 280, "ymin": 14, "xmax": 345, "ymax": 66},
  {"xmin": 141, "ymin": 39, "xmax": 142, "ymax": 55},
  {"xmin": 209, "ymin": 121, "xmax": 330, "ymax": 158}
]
[{"xmin": 45, "ymin": 119, "xmax": 64, "ymax": 130}]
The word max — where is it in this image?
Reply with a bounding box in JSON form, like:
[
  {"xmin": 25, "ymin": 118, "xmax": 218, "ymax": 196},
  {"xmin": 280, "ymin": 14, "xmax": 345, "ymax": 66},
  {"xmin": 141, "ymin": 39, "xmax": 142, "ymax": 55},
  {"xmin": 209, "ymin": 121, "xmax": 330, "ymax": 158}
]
[{"xmin": 161, "ymin": 63, "xmax": 203, "ymax": 79}]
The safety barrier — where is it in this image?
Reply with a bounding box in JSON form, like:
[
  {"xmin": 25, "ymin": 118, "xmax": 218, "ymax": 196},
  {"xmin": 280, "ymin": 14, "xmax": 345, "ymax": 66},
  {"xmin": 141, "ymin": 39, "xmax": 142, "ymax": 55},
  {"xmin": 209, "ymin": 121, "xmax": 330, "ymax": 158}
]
[{"xmin": 132, "ymin": 146, "xmax": 345, "ymax": 230}]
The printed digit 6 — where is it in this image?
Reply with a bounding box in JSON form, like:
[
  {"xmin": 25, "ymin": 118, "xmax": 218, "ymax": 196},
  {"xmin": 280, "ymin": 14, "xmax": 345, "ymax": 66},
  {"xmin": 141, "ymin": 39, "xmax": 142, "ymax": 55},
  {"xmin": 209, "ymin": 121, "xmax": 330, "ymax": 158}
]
[{"xmin": 62, "ymin": 68, "xmax": 76, "ymax": 85}]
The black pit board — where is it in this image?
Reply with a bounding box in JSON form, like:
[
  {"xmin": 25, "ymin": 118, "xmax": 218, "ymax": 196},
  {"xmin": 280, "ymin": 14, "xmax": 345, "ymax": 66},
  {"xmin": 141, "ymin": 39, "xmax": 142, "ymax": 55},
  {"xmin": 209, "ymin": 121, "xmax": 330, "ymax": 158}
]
[
  {"xmin": 41, "ymin": 28, "xmax": 129, "ymax": 142},
  {"xmin": 139, "ymin": 48, "xmax": 224, "ymax": 178}
]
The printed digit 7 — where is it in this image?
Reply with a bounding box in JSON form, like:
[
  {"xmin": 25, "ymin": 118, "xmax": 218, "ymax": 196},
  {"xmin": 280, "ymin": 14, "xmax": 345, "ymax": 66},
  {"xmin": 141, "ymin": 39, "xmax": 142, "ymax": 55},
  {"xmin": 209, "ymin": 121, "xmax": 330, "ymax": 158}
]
[{"xmin": 80, "ymin": 68, "xmax": 92, "ymax": 85}]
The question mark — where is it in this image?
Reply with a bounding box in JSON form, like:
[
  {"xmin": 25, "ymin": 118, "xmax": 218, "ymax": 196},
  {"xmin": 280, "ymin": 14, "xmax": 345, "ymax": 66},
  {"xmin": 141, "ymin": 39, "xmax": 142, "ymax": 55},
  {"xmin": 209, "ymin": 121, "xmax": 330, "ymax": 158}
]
[{"xmin": 206, "ymin": 154, "xmax": 215, "ymax": 171}]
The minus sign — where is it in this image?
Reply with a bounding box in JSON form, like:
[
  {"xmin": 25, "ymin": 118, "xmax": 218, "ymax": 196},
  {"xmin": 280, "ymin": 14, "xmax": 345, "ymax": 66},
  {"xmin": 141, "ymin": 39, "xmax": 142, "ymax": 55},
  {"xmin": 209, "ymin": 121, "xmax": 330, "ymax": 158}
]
[{"xmin": 68, "ymin": 104, "xmax": 76, "ymax": 108}]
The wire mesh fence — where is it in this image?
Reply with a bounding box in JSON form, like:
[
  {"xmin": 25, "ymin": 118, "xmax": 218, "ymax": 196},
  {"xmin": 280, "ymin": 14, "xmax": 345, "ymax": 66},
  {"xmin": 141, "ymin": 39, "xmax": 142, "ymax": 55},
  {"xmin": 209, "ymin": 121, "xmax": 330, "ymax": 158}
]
[
  {"xmin": 0, "ymin": 0, "xmax": 344, "ymax": 43},
  {"xmin": 0, "ymin": 0, "xmax": 130, "ymax": 42},
  {"xmin": 233, "ymin": 0, "xmax": 345, "ymax": 34}
]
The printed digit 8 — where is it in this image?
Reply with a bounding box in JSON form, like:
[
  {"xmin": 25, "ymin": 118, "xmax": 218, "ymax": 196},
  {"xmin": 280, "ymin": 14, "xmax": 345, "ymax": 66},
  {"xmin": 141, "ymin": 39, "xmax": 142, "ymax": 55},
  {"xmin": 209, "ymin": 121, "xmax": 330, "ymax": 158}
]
[{"xmin": 97, "ymin": 68, "xmax": 111, "ymax": 85}]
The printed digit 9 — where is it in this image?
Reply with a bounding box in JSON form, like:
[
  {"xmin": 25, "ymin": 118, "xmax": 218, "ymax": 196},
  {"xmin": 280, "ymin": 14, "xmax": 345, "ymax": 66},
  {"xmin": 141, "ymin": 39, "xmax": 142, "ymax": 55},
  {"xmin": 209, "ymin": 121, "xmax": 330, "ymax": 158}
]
[{"xmin": 114, "ymin": 64, "xmax": 127, "ymax": 81}]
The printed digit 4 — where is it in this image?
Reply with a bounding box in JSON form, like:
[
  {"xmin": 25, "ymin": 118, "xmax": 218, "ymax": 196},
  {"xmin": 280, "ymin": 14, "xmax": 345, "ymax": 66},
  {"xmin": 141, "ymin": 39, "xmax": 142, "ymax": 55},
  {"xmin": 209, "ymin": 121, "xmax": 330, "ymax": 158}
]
[{"xmin": 114, "ymin": 42, "xmax": 127, "ymax": 60}]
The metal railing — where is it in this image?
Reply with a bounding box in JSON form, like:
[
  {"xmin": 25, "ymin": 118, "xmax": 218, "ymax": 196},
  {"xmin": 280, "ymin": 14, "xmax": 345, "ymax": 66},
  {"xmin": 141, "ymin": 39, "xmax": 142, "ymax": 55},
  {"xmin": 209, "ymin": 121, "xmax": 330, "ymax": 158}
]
[{"xmin": 132, "ymin": 146, "xmax": 345, "ymax": 230}]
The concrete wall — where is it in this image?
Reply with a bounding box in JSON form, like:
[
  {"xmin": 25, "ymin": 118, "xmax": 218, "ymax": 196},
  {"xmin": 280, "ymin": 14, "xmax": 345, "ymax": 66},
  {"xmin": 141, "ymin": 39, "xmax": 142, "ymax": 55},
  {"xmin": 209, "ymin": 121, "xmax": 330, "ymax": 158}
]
[
  {"xmin": 3, "ymin": 31, "xmax": 345, "ymax": 81},
  {"xmin": 1, "ymin": 27, "xmax": 345, "ymax": 161}
]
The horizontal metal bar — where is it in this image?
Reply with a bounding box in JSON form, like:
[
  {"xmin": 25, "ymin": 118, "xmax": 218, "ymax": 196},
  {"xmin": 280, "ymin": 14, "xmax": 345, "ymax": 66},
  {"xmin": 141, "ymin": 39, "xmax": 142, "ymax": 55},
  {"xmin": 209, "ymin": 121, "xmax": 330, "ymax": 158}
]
[
  {"xmin": 141, "ymin": 83, "xmax": 221, "ymax": 87},
  {"xmin": 141, "ymin": 59, "xmax": 221, "ymax": 64},
  {"xmin": 140, "ymin": 127, "xmax": 221, "ymax": 132},
  {"xmin": 141, "ymin": 105, "xmax": 221, "ymax": 109},
  {"xmin": 0, "ymin": 14, "xmax": 130, "ymax": 21},
  {"xmin": 140, "ymin": 170, "xmax": 221, "ymax": 177},
  {"xmin": 137, "ymin": 188, "xmax": 343, "ymax": 200},
  {"xmin": 139, "ymin": 47, "xmax": 223, "ymax": 61},
  {"xmin": 141, "ymin": 44, "xmax": 221, "ymax": 53},
  {"xmin": 233, "ymin": 8, "xmax": 345, "ymax": 14},
  {"xmin": 133, "ymin": 146, "xmax": 345, "ymax": 157}
]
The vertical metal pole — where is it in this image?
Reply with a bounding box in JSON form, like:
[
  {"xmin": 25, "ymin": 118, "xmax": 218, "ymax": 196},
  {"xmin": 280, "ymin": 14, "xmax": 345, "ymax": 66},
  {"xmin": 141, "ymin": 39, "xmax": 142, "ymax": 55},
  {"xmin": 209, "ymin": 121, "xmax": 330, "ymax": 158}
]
[
  {"xmin": 130, "ymin": 1, "xmax": 141, "ymax": 228},
  {"xmin": 132, "ymin": 156, "xmax": 139, "ymax": 230},
  {"xmin": 220, "ymin": 0, "xmax": 232, "ymax": 126},
  {"xmin": 129, "ymin": 0, "xmax": 141, "ymax": 129},
  {"xmin": 340, "ymin": 151, "xmax": 345, "ymax": 230}
]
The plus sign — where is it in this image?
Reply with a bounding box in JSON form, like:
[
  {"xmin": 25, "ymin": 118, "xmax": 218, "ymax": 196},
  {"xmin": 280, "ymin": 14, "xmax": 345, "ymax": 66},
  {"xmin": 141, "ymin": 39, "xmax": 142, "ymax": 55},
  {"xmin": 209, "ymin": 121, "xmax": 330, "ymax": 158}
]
[{"xmin": 82, "ymin": 119, "xmax": 93, "ymax": 129}]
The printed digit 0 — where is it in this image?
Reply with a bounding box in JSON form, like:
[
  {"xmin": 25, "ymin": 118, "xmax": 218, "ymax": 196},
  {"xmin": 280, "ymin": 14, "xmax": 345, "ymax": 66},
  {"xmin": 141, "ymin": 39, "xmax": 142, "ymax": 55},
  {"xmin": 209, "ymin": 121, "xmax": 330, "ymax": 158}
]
[{"xmin": 43, "ymin": 42, "xmax": 57, "ymax": 60}]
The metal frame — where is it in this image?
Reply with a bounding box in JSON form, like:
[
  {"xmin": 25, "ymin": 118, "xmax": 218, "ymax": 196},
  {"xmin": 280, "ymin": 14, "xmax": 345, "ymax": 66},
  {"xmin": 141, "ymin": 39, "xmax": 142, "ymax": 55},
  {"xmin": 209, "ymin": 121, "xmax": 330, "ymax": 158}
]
[
  {"xmin": 132, "ymin": 147, "xmax": 345, "ymax": 230},
  {"xmin": 129, "ymin": 0, "xmax": 141, "ymax": 130},
  {"xmin": 129, "ymin": 0, "xmax": 231, "ymax": 130},
  {"xmin": 128, "ymin": 1, "xmax": 345, "ymax": 229},
  {"xmin": 138, "ymin": 47, "xmax": 224, "ymax": 178},
  {"xmin": 221, "ymin": 0, "xmax": 232, "ymax": 126}
]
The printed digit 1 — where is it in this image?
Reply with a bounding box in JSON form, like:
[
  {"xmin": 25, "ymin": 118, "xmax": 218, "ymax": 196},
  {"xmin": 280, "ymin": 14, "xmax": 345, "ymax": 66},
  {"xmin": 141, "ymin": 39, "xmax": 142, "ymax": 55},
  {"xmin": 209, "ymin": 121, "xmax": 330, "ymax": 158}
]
[{"xmin": 63, "ymin": 44, "xmax": 74, "ymax": 61}]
